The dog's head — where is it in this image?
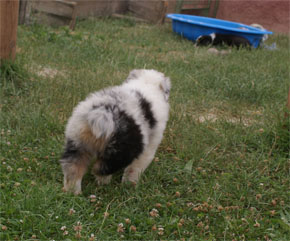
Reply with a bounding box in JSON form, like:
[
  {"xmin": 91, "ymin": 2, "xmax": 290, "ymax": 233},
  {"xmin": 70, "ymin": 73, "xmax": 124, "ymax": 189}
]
[
  {"xmin": 195, "ymin": 34, "xmax": 214, "ymax": 46},
  {"xmin": 125, "ymin": 69, "xmax": 171, "ymax": 101}
]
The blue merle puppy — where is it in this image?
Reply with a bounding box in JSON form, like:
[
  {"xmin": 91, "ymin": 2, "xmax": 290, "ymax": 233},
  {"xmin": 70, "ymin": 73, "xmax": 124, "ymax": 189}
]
[{"xmin": 59, "ymin": 69, "xmax": 171, "ymax": 194}]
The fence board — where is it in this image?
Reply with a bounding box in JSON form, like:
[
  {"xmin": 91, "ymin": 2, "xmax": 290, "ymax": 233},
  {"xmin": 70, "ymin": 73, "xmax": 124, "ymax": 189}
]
[{"xmin": 0, "ymin": 0, "xmax": 20, "ymax": 61}]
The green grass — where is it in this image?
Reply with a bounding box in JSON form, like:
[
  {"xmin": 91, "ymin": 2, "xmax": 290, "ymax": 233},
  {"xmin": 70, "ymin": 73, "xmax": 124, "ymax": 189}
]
[{"xmin": 0, "ymin": 17, "xmax": 289, "ymax": 240}]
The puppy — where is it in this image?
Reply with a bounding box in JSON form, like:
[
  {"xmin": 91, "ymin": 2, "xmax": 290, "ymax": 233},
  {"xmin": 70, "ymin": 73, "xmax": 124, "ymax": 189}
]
[
  {"xmin": 59, "ymin": 69, "xmax": 171, "ymax": 194},
  {"xmin": 196, "ymin": 33, "xmax": 251, "ymax": 48}
]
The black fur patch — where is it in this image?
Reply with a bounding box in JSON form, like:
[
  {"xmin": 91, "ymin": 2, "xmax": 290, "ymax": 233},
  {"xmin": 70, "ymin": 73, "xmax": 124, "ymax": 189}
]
[
  {"xmin": 213, "ymin": 34, "xmax": 251, "ymax": 48},
  {"xmin": 196, "ymin": 35, "xmax": 213, "ymax": 46},
  {"xmin": 61, "ymin": 139, "xmax": 80, "ymax": 161},
  {"xmin": 92, "ymin": 104, "xmax": 101, "ymax": 109},
  {"xmin": 196, "ymin": 34, "xmax": 251, "ymax": 48},
  {"xmin": 135, "ymin": 91, "xmax": 156, "ymax": 129},
  {"xmin": 95, "ymin": 110, "xmax": 144, "ymax": 175},
  {"xmin": 92, "ymin": 104, "xmax": 116, "ymax": 112}
]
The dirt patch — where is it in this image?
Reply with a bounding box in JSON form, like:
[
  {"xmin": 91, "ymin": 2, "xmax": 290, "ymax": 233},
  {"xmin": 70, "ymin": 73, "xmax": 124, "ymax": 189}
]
[
  {"xmin": 29, "ymin": 64, "xmax": 66, "ymax": 79},
  {"xmin": 195, "ymin": 108, "xmax": 263, "ymax": 126},
  {"xmin": 37, "ymin": 67, "xmax": 61, "ymax": 78},
  {"xmin": 156, "ymin": 50, "xmax": 190, "ymax": 63}
]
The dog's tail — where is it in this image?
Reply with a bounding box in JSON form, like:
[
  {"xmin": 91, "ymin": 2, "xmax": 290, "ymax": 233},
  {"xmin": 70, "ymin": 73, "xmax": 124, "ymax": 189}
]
[{"xmin": 87, "ymin": 106, "xmax": 115, "ymax": 139}]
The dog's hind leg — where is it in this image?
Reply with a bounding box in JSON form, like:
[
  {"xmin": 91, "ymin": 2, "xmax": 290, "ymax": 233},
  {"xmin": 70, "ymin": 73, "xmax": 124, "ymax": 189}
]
[
  {"xmin": 61, "ymin": 159, "xmax": 89, "ymax": 195},
  {"xmin": 122, "ymin": 129, "xmax": 164, "ymax": 184},
  {"xmin": 122, "ymin": 144, "xmax": 158, "ymax": 184},
  {"xmin": 91, "ymin": 162, "xmax": 112, "ymax": 185},
  {"xmin": 60, "ymin": 140, "xmax": 91, "ymax": 195}
]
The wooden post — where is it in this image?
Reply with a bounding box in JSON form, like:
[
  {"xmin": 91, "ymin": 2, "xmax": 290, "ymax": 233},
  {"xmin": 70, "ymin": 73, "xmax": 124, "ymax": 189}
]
[
  {"xmin": 19, "ymin": 0, "xmax": 28, "ymax": 24},
  {"xmin": 0, "ymin": 0, "xmax": 20, "ymax": 62},
  {"xmin": 158, "ymin": 0, "xmax": 169, "ymax": 24}
]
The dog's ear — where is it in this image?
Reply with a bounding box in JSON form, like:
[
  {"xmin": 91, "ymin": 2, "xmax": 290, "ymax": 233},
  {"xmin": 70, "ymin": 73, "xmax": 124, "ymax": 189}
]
[
  {"xmin": 159, "ymin": 77, "xmax": 171, "ymax": 101},
  {"xmin": 125, "ymin": 69, "xmax": 143, "ymax": 82}
]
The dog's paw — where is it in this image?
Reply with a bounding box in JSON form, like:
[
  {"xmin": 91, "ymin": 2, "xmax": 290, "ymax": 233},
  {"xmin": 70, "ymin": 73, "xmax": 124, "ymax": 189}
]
[
  {"xmin": 122, "ymin": 179, "xmax": 137, "ymax": 187},
  {"xmin": 62, "ymin": 186, "xmax": 82, "ymax": 195},
  {"xmin": 122, "ymin": 167, "xmax": 141, "ymax": 185},
  {"xmin": 95, "ymin": 175, "xmax": 112, "ymax": 185}
]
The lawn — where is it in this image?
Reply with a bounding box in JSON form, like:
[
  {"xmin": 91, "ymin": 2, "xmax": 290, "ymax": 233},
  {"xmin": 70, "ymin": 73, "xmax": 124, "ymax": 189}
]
[{"xmin": 0, "ymin": 17, "xmax": 289, "ymax": 240}]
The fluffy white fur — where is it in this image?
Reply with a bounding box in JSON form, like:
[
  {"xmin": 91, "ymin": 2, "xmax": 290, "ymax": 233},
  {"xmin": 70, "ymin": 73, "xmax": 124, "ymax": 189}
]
[{"xmin": 60, "ymin": 69, "xmax": 171, "ymax": 194}]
